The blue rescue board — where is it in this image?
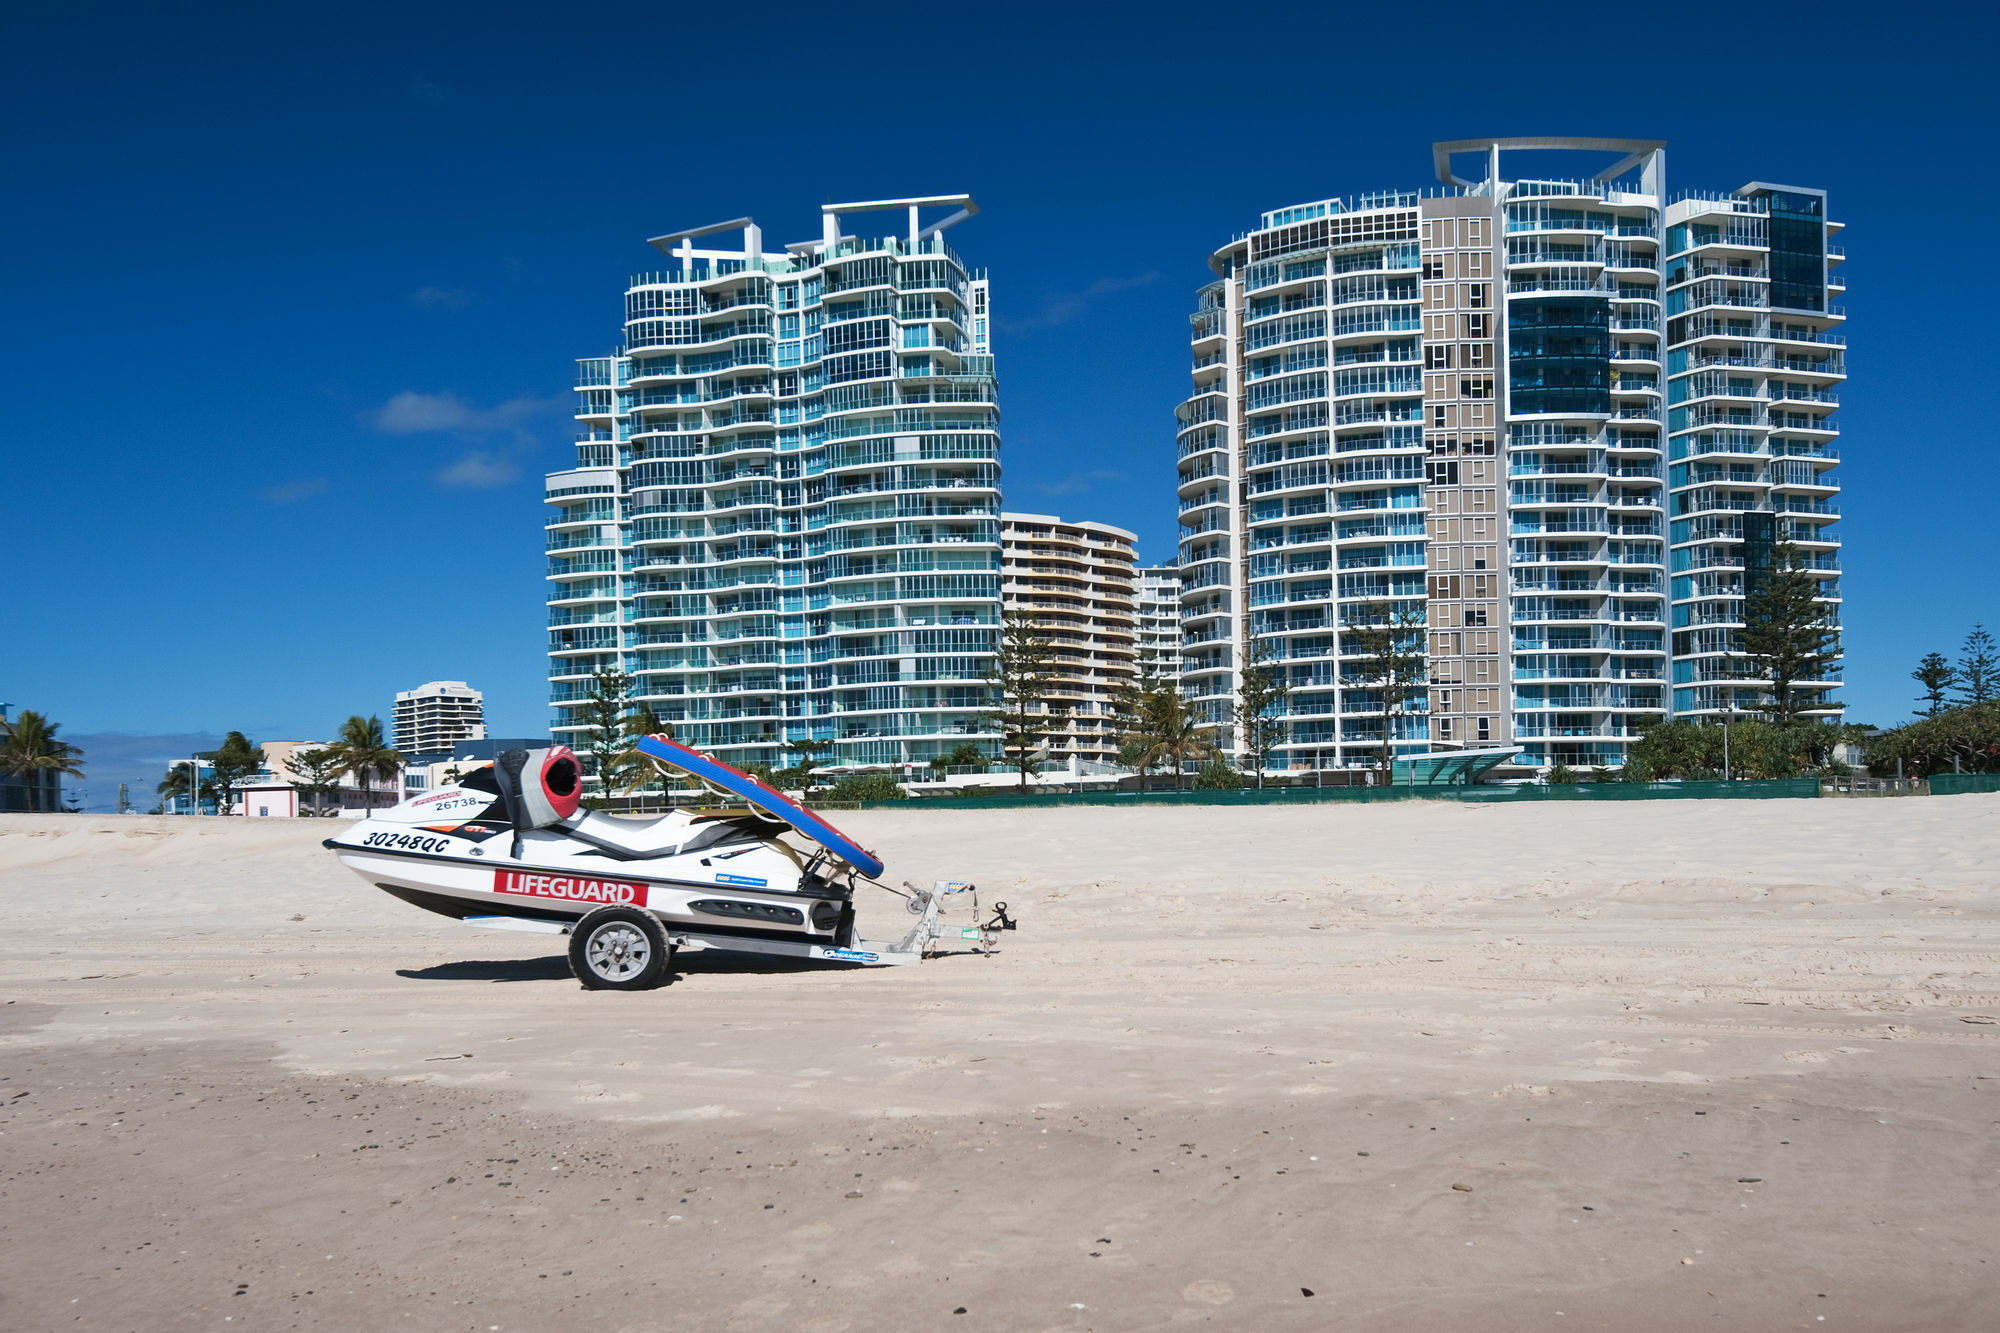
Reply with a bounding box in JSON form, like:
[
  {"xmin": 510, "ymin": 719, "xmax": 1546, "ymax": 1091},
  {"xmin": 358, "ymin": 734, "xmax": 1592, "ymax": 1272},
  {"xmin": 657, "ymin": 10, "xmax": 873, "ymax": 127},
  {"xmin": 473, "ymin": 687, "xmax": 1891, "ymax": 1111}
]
[{"xmin": 634, "ymin": 735, "xmax": 886, "ymax": 879}]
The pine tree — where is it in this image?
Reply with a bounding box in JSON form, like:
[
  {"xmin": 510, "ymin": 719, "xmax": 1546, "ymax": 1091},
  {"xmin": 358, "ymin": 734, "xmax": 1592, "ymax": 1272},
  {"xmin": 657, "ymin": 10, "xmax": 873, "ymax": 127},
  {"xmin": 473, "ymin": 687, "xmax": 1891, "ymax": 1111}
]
[
  {"xmin": 1740, "ymin": 540, "xmax": 1840, "ymax": 724},
  {"xmin": 1911, "ymin": 652, "xmax": 1958, "ymax": 718},
  {"xmin": 289, "ymin": 747, "xmax": 345, "ymax": 816},
  {"xmin": 779, "ymin": 738, "xmax": 834, "ymax": 792},
  {"xmin": 982, "ymin": 610, "xmax": 1066, "ymax": 790},
  {"xmin": 1345, "ymin": 601, "xmax": 1426, "ymax": 778},
  {"xmin": 1233, "ymin": 634, "xmax": 1290, "ymax": 788},
  {"xmin": 1956, "ymin": 624, "xmax": 1998, "ymax": 706},
  {"xmin": 580, "ymin": 667, "xmax": 634, "ymax": 799}
]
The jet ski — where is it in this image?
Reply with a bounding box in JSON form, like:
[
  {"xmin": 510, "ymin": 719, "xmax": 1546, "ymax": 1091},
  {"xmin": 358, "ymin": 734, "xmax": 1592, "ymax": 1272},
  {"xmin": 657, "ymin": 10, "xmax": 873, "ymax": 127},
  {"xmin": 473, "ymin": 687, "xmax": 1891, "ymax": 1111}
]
[{"xmin": 324, "ymin": 738, "xmax": 1002, "ymax": 990}]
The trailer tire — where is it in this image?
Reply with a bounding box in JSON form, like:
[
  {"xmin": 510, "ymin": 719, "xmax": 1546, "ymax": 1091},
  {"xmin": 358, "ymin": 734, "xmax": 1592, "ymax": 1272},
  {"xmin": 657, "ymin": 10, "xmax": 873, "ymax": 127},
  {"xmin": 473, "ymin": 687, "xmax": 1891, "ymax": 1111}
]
[{"xmin": 568, "ymin": 906, "xmax": 671, "ymax": 991}]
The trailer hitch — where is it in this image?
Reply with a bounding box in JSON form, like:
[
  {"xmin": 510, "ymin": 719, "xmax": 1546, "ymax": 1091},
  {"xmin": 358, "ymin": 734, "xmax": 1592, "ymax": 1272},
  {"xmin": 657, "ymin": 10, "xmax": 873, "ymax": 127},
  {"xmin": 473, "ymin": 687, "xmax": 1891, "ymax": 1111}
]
[{"xmin": 892, "ymin": 881, "xmax": 1015, "ymax": 957}]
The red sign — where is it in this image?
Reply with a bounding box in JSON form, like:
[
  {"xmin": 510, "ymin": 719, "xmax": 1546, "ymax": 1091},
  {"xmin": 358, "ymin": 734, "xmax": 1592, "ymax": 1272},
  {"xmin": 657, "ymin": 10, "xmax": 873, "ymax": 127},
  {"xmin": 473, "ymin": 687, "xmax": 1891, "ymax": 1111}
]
[{"xmin": 491, "ymin": 869, "xmax": 648, "ymax": 908}]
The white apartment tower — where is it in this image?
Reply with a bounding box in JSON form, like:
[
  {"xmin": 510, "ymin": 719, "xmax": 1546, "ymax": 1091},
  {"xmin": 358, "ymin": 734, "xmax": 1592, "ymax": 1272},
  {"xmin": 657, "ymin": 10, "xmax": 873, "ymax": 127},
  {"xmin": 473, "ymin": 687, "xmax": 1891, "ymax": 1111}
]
[
  {"xmin": 548, "ymin": 198, "xmax": 1002, "ymax": 774},
  {"xmin": 1136, "ymin": 564, "xmax": 1183, "ymax": 681},
  {"xmin": 393, "ymin": 680, "xmax": 486, "ymax": 758},
  {"xmin": 1176, "ymin": 139, "xmax": 1843, "ymax": 772}
]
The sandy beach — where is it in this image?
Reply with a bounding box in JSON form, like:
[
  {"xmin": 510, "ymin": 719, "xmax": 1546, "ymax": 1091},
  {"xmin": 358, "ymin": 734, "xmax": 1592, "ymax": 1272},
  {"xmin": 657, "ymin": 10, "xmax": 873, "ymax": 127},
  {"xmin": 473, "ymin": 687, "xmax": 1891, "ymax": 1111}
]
[{"xmin": 2, "ymin": 796, "xmax": 1997, "ymax": 1330}]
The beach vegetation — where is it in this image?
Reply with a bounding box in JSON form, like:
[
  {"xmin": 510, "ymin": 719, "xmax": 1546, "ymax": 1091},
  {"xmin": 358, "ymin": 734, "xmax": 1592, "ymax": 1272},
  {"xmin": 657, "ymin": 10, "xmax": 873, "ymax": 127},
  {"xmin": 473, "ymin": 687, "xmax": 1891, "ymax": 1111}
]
[
  {"xmin": 775, "ymin": 738, "xmax": 834, "ymax": 793},
  {"xmin": 577, "ymin": 668, "xmax": 635, "ymax": 803},
  {"xmin": 1740, "ymin": 540, "xmax": 1841, "ymax": 724},
  {"xmin": 1912, "ymin": 652, "xmax": 1957, "ymax": 717},
  {"xmin": 1192, "ymin": 756, "xmax": 1244, "ymax": 789},
  {"xmin": 600, "ymin": 703, "xmax": 678, "ymax": 807},
  {"xmin": 155, "ymin": 761, "xmax": 214, "ymax": 812},
  {"xmin": 1344, "ymin": 601, "xmax": 1426, "ymax": 778},
  {"xmin": 289, "ymin": 747, "xmax": 344, "ymax": 816},
  {"xmin": 827, "ymin": 772, "xmax": 906, "ymax": 802},
  {"xmin": 983, "ymin": 609, "xmax": 1067, "ymax": 790},
  {"xmin": 928, "ymin": 740, "xmax": 987, "ymax": 782},
  {"xmin": 1623, "ymin": 716, "xmax": 1842, "ymax": 781},
  {"xmin": 1545, "ymin": 763, "xmax": 1581, "ymax": 785},
  {"xmin": 1112, "ymin": 650, "xmax": 1170, "ymax": 788},
  {"xmin": 1234, "ymin": 635, "xmax": 1290, "ymax": 788},
  {"xmin": 1866, "ymin": 701, "xmax": 2000, "ymax": 777},
  {"xmin": 207, "ymin": 732, "xmax": 265, "ymax": 814},
  {"xmin": 1121, "ymin": 683, "xmax": 1220, "ymax": 792},
  {"xmin": 0, "ymin": 710, "xmax": 86, "ymax": 813},
  {"xmin": 329, "ymin": 714, "xmax": 401, "ymax": 810},
  {"xmin": 1955, "ymin": 624, "xmax": 1997, "ymax": 707}
]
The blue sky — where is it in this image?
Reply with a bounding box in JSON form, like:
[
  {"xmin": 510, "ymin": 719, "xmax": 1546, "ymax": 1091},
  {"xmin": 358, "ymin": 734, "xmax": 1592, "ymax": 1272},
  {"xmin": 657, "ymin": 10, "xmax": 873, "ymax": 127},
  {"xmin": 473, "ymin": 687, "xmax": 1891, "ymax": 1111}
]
[{"xmin": 4, "ymin": 1, "xmax": 1992, "ymax": 810}]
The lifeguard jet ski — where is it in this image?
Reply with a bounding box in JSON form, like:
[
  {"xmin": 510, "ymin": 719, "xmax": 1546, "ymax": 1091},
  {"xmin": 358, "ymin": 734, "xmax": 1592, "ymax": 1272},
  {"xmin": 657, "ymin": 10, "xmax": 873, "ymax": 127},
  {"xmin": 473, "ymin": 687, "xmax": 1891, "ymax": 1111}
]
[{"xmin": 324, "ymin": 737, "xmax": 1004, "ymax": 990}]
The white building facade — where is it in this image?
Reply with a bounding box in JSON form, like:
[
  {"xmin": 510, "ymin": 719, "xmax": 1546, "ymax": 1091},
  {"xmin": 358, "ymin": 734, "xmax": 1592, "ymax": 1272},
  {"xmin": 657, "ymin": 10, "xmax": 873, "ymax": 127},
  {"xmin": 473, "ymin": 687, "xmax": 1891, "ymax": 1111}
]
[
  {"xmin": 1136, "ymin": 564, "xmax": 1183, "ymax": 681},
  {"xmin": 1176, "ymin": 139, "xmax": 1842, "ymax": 773},
  {"xmin": 392, "ymin": 681, "xmax": 486, "ymax": 758},
  {"xmin": 548, "ymin": 198, "xmax": 1002, "ymax": 775}
]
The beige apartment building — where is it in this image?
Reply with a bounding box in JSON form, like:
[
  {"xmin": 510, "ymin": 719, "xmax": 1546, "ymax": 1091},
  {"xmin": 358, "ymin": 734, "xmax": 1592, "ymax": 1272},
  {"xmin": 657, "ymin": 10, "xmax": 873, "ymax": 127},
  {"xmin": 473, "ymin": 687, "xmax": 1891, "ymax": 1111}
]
[{"xmin": 999, "ymin": 512, "xmax": 1140, "ymax": 766}]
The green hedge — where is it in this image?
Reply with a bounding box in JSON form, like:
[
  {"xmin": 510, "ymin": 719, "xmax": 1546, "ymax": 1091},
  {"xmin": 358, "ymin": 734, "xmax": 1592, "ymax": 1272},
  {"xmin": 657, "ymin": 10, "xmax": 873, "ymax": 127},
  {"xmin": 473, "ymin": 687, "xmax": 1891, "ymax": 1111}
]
[{"xmin": 859, "ymin": 778, "xmax": 1820, "ymax": 810}]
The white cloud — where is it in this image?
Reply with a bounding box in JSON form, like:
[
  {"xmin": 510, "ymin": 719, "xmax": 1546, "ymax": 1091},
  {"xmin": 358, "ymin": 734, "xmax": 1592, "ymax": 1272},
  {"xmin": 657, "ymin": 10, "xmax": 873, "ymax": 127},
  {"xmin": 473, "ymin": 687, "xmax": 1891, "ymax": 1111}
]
[
  {"xmin": 367, "ymin": 391, "xmax": 550, "ymax": 435},
  {"xmin": 410, "ymin": 286, "xmax": 473, "ymax": 312},
  {"xmin": 1002, "ymin": 272, "xmax": 1160, "ymax": 332},
  {"xmin": 436, "ymin": 451, "xmax": 521, "ymax": 489},
  {"xmin": 1035, "ymin": 469, "xmax": 1127, "ymax": 497},
  {"xmin": 262, "ymin": 477, "xmax": 329, "ymax": 504}
]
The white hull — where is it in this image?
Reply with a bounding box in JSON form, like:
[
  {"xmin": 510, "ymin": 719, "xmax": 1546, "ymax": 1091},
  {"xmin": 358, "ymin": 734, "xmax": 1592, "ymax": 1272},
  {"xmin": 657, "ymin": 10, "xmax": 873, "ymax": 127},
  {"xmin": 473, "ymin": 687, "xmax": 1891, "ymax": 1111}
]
[{"xmin": 326, "ymin": 797, "xmax": 850, "ymax": 948}]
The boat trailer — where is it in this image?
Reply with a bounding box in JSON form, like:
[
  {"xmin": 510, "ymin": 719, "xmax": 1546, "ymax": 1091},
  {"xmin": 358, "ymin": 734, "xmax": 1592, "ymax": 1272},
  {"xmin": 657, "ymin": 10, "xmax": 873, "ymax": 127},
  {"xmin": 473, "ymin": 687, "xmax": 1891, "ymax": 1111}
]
[{"xmin": 462, "ymin": 879, "xmax": 1015, "ymax": 967}]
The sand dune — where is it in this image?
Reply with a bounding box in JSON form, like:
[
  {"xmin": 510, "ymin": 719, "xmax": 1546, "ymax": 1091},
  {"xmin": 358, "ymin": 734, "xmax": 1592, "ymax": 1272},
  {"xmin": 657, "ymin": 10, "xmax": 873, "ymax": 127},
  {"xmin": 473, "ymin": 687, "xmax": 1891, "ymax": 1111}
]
[{"xmin": 2, "ymin": 797, "xmax": 1997, "ymax": 1330}]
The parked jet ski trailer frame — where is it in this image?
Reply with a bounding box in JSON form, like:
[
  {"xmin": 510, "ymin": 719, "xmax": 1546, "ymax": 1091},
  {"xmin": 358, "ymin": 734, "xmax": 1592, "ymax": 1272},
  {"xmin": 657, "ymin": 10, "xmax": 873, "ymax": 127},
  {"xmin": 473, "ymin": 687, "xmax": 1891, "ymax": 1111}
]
[
  {"xmin": 624, "ymin": 734, "xmax": 1014, "ymax": 962},
  {"xmin": 323, "ymin": 737, "xmax": 1010, "ymax": 991}
]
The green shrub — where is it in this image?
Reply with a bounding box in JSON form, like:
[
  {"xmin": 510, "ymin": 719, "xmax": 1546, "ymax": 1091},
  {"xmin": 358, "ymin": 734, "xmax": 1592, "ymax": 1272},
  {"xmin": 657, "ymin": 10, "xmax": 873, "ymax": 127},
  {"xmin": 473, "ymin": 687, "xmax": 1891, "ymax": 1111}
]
[
  {"xmin": 1624, "ymin": 716, "xmax": 1840, "ymax": 781},
  {"xmin": 1192, "ymin": 757, "xmax": 1244, "ymax": 789},
  {"xmin": 1866, "ymin": 701, "xmax": 2000, "ymax": 777},
  {"xmin": 826, "ymin": 773, "xmax": 907, "ymax": 802},
  {"xmin": 1545, "ymin": 763, "xmax": 1581, "ymax": 785}
]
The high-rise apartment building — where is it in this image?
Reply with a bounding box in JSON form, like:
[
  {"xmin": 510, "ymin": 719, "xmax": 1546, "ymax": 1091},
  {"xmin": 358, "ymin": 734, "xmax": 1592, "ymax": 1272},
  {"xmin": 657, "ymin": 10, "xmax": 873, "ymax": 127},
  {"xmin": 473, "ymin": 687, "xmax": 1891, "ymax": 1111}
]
[
  {"xmin": 393, "ymin": 680, "xmax": 486, "ymax": 759},
  {"xmin": 547, "ymin": 199, "xmax": 1003, "ymax": 776},
  {"xmin": 999, "ymin": 513, "xmax": 1139, "ymax": 765},
  {"xmin": 1176, "ymin": 138, "xmax": 1842, "ymax": 773},
  {"xmin": 1136, "ymin": 564, "xmax": 1183, "ymax": 681}
]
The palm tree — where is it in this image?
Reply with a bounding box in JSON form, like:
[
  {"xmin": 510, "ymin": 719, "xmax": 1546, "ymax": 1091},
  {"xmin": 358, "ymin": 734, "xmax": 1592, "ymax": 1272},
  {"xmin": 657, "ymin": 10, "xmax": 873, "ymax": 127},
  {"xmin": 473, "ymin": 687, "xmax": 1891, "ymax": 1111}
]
[
  {"xmin": 1126, "ymin": 686, "xmax": 1220, "ymax": 793},
  {"xmin": 156, "ymin": 762, "xmax": 210, "ymax": 813},
  {"xmin": 0, "ymin": 710, "xmax": 86, "ymax": 812},
  {"xmin": 604, "ymin": 705, "xmax": 675, "ymax": 808},
  {"xmin": 329, "ymin": 715, "xmax": 400, "ymax": 811}
]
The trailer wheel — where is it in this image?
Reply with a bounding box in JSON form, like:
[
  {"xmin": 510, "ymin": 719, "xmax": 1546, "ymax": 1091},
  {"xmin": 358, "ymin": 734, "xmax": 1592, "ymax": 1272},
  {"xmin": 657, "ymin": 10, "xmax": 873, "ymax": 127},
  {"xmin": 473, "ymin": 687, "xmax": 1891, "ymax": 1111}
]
[{"xmin": 568, "ymin": 906, "xmax": 670, "ymax": 991}]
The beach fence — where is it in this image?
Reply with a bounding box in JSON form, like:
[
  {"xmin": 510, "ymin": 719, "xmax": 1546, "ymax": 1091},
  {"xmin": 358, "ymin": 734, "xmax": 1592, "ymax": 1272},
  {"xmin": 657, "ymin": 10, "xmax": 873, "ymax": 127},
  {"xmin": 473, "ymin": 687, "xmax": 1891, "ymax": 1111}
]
[
  {"xmin": 848, "ymin": 778, "xmax": 1822, "ymax": 810},
  {"xmin": 1929, "ymin": 773, "xmax": 2000, "ymax": 796}
]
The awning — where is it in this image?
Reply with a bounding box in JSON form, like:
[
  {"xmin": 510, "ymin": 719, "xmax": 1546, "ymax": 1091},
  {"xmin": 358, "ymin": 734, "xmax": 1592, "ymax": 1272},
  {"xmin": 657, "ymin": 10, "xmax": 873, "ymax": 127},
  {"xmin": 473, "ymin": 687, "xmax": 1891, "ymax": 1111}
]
[{"xmin": 1389, "ymin": 746, "xmax": 1524, "ymax": 787}]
